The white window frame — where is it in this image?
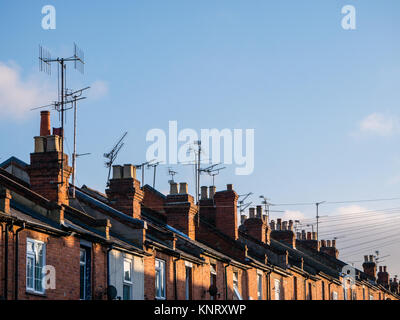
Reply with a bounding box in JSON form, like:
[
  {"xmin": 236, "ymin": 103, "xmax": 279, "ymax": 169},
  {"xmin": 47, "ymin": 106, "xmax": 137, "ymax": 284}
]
[
  {"xmin": 332, "ymin": 291, "xmax": 338, "ymax": 300},
  {"xmin": 155, "ymin": 258, "xmax": 166, "ymax": 300},
  {"xmin": 26, "ymin": 238, "xmax": 46, "ymax": 294},
  {"xmin": 123, "ymin": 258, "xmax": 133, "ymax": 300},
  {"xmin": 257, "ymin": 273, "xmax": 263, "ymax": 300},
  {"xmin": 369, "ymin": 294, "xmax": 374, "ymax": 300},
  {"xmin": 274, "ymin": 279, "xmax": 281, "ymax": 300},
  {"xmin": 233, "ymin": 271, "xmax": 242, "ymax": 300}
]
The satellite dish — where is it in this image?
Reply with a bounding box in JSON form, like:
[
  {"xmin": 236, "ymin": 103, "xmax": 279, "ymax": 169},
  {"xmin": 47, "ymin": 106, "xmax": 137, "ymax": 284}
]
[
  {"xmin": 209, "ymin": 285, "xmax": 218, "ymax": 296},
  {"xmin": 107, "ymin": 285, "xmax": 118, "ymax": 300}
]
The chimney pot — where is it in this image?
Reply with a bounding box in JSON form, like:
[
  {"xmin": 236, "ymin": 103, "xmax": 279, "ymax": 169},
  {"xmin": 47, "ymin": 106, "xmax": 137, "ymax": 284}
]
[
  {"xmin": 170, "ymin": 182, "xmax": 178, "ymax": 195},
  {"xmin": 301, "ymin": 230, "xmax": 306, "ymax": 240},
  {"xmin": 327, "ymin": 240, "xmax": 331, "ymax": 247},
  {"xmin": 112, "ymin": 165, "xmax": 123, "ymax": 180},
  {"xmin": 277, "ymin": 218, "xmax": 282, "ymax": 231},
  {"xmin": 332, "ymin": 239, "xmax": 336, "ymax": 248},
  {"xmin": 379, "ymin": 266, "xmax": 383, "ymax": 272},
  {"xmin": 249, "ymin": 207, "xmax": 255, "ymax": 218},
  {"xmin": 201, "ymin": 186, "xmax": 208, "ymax": 200},
  {"xmin": 256, "ymin": 205, "xmax": 262, "ymax": 218},
  {"xmin": 240, "ymin": 214, "xmax": 247, "ymax": 225},
  {"xmin": 307, "ymin": 232, "xmax": 312, "ymax": 240},
  {"xmin": 321, "ymin": 240, "xmax": 326, "ymax": 247},
  {"xmin": 384, "ymin": 266, "xmax": 387, "ymax": 273},
  {"xmin": 312, "ymin": 232, "xmax": 317, "ymax": 240},
  {"xmin": 270, "ymin": 220, "xmax": 275, "ymax": 230},
  {"xmin": 282, "ymin": 221, "xmax": 288, "ymax": 231},
  {"xmin": 364, "ymin": 255, "xmax": 369, "ymax": 262},
  {"xmin": 227, "ymin": 184, "xmax": 233, "ymax": 191},
  {"xmin": 209, "ymin": 186, "xmax": 216, "ymax": 199},
  {"xmin": 369, "ymin": 255, "xmax": 374, "ymax": 262},
  {"xmin": 179, "ymin": 182, "xmax": 188, "ymax": 194},
  {"xmin": 123, "ymin": 164, "xmax": 136, "ymax": 179},
  {"xmin": 40, "ymin": 111, "xmax": 51, "ymax": 136}
]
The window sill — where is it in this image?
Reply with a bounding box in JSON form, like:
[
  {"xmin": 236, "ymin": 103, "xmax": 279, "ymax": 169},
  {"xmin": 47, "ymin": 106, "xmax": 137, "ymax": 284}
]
[{"xmin": 26, "ymin": 290, "xmax": 47, "ymax": 298}]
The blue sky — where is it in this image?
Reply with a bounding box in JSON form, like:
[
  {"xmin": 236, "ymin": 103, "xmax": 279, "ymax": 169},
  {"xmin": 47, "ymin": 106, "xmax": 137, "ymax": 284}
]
[{"xmin": 1, "ymin": 0, "xmax": 400, "ymax": 273}]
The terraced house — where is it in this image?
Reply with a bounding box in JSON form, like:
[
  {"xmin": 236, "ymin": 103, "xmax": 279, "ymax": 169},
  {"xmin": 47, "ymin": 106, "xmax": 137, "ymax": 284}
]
[{"xmin": 0, "ymin": 111, "xmax": 399, "ymax": 300}]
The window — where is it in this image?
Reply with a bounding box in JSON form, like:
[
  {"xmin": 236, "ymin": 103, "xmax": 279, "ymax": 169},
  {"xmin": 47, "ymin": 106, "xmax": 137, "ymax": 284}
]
[
  {"xmin": 274, "ymin": 279, "xmax": 281, "ymax": 300},
  {"xmin": 332, "ymin": 291, "xmax": 338, "ymax": 300},
  {"xmin": 293, "ymin": 277, "xmax": 297, "ymax": 300},
  {"xmin": 80, "ymin": 246, "xmax": 91, "ymax": 300},
  {"xmin": 308, "ymin": 283, "xmax": 312, "ymax": 300},
  {"xmin": 123, "ymin": 258, "xmax": 133, "ymax": 300},
  {"xmin": 257, "ymin": 273, "xmax": 263, "ymax": 300},
  {"xmin": 362, "ymin": 287, "xmax": 366, "ymax": 300},
  {"xmin": 185, "ymin": 264, "xmax": 192, "ymax": 300},
  {"xmin": 155, "ymin": 259, "xmax": 166, "ymax": 299},
  {"xmin": 210, "ymin": 264, "xmax": 217, "ymax": 300},
  {"xmin": 321, "ymin": 281, "xmax": 325, "ymax": 300},
  {"xmin": 233, "ymin": 271, "xmax": 242, "ymax": 300},
  {"xmin": 26, "ymin": 238, "xmax": 45, "ymax": 294},
  {"xmin": 369, "ymin": 294, "xmax": 374, "ymax": 300}
]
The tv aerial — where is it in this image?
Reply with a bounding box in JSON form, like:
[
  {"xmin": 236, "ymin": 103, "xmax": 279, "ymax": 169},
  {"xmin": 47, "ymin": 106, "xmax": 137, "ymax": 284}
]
[
  {"xmin": 38, "ymin": 43, "xmax": 85, "ymax": 188},
  {"xmin": 135, "ymin": 159, "xmax": 156, "ymax": 187},
  {"xmin": 199, "ymin": 163, "xmax": 226, "ymax": 187},
  {"xmin": 147, "ymin": 161, "xmax": 162, "ymax": 189},
  {"xmin": 104, "ymin": 132, "xmax": 128, "ymax": 187},
  {"xmin": 167, "ymin": 168, "xmax": 178, "ymax": 184}
]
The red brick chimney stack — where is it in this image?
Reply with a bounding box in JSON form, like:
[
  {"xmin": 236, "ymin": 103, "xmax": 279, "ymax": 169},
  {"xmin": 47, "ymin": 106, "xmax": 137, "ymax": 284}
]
[
  {"xmin": 270, "ymin": 219, "xmax": 296, "ymax": 248},
  {"xmin": 320, "ymin": 238, "xmax": 339, "ymax": 258},
  {"xmin": 106, "ymin": 164, "xmax": 144, "ymax": 219},
  {"xmin": 213, "ymin": 184, "xmax": 239, "ymax": 240},
  {"xmin": 240, "ymin": 207, "xmax": 268, "ymax": 244},
  {"xmin": 28, "ymin": 111, "xmax": 72, "ymax": 205},
  {"xmin": 164, "ymin": 182, "xmax": 198, "ymax": 240},
  {"xmin": 296, "ymin": 229, "xmax": 319, "ymax": 251},
  {"xmin": 362, "ymin": 255, "xmax": 377, "ymax": 280},
  {"xmin": 378, "ymin": 265, "xmax": 390, "ymax": 288}
]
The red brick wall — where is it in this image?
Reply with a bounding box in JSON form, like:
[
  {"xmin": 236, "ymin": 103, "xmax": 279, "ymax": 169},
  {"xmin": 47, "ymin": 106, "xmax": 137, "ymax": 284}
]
[{"xmin": 0, "ymin": 224, "xmax": 108, "ymax": 300}]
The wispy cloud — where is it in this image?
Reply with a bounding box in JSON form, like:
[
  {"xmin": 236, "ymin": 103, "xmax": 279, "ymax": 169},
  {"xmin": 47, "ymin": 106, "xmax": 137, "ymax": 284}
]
[
  {"xmin": 0, "ymin": 61, "xmax": 54, "ymax": 120},
  {"xmin": 282, "ymin": 210, "xmax": 305, "ymax": 221},
  {"xmin": 88, "ymin": 80, "xmax": 109, "ymax": 100},
  {"xmin": 354, "ymin": 113, "xmax": 400, "ymax": 137}
]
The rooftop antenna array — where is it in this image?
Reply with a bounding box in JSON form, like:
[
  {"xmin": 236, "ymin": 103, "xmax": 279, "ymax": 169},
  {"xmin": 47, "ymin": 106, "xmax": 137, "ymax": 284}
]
[
  {"xmin": 238, "ymin": 192, "xmax": 253, "ymax": 214},
  {"xmin": 135, "ymin": 159, "xmax": 156, "ymax": 187},
  {"xmin": 167, "ymin": 168, "xmax": 178, "ymax": 184},
  {"xmin": 147, "ymin": 161, "xmax": 162, "ymax": 189},
  {"xmin": 38, "ymin": 43, "xmax": 86, "ymax": 191},
  {"xmin": 199, "ymin": 163, "xmax": 226, "ymax": 187},
  {"xmin": 104, "ymin": 132, "xmax": 128, "ymax": 187},
  {"xmin": 65, "ymin": 86, "xmax": 91, "ymax": 198}
]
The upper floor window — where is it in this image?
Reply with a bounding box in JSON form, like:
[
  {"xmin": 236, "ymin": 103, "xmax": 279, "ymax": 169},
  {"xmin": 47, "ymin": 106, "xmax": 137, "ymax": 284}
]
[
  {"xmin": 155, "ymin": 259, "xmax": 166, "ymax": 300},
  {"xmin": 80, "ymin": 246, "xmax": 91, "ymax": 300},
  {"xmin": 26, "ymin": 238, "xmax": 45, "ymax": 294},
  {"xmin": 233, "ymin": 271, "xmax": 242, "ymax": 300},
  {"xmin": 257, "ymin": 273, "xmax": 263, "ymax": 300},
  {"xmin": 274, "ymin": 279, "xmax": 281, "ymax": 300},
  {"xmin": 123, "ymin": 258, "xmax": 133, "ymax": 300}
]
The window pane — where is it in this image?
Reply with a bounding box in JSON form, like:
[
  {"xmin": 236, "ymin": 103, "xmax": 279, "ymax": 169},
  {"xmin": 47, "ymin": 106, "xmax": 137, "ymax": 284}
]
[
  {"xmin": 26, "ymin": 256, "xmax": 34, "ymax": 289},
  {"xmin": 80, "ymin": 263, "xmax": 85, "ymax": 299},
  {"xmin": 124, "ymin": 260, "xmax": 132, "ymax": 282},
  {"xmin": 80, "ymin": 249, "xmax": 86, "ymax": 263},
  {"xmin": 123, "ymin": 284, "xmax": 131, "ymax": 300}
]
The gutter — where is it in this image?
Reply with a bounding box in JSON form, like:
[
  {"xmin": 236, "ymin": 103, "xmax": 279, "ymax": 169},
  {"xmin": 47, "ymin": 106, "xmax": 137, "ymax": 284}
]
[{"xmin": 106, "ymin": 245, "xmax": 113, "ymax": 300}]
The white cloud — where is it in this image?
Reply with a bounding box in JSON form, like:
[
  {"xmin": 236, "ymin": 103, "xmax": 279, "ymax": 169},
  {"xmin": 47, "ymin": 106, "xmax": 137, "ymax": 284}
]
[
  {"xmin": 88, "ymin": 80, "xmax": 109, "ymax": 100},
  {"xmin": 0, "ymin": 61, "xmax": 54, "ymax": 120},
  {"xmin": 282, "ymin": 210, "xmax": 305, "ymax": 221},
  {"xmin": 356, "ymin": 113, "xmax": 400, "ymax": 137}
]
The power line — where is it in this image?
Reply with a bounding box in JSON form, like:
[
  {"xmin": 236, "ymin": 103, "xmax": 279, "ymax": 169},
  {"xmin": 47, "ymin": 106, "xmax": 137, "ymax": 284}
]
[{"xmin": 271, "ymin": 196, "xmax": 400, "ymax": 207}]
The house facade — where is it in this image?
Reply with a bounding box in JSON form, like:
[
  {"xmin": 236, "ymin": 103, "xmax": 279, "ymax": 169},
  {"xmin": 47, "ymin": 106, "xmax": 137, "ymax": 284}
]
[{"xmin": 0, "ymin": 111, "xmax": 399, "ymax": 300}]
